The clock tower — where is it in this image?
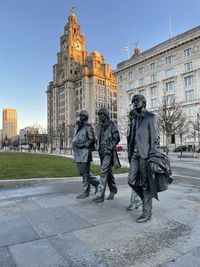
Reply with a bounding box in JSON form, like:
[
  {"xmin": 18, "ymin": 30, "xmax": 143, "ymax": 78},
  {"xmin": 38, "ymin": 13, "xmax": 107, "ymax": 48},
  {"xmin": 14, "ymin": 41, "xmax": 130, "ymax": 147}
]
[
  {"xmin": 60, "ymin": 9, "xmax": 88, "ymax": 65},
  {"xmin": 47, "ymin": 9, "xmax": 117, "ymax": 152}
]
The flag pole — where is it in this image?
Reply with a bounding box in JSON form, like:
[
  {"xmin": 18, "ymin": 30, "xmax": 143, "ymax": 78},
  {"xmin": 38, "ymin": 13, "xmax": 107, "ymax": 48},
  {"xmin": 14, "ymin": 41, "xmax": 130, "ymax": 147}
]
[
  {"xmin": 123, "ymin": 44, "xmax": 129, "ymax": 59},
  {"xmin": 169, "ymin": 15, "xmax": 172, "ymax": 39}
]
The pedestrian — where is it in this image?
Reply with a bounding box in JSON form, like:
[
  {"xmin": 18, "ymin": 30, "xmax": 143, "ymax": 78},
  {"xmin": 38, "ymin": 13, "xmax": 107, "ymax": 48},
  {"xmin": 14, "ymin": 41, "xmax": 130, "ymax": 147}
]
[
  {"xmin": 93, "ymin": 108, "xmax": 121, "ymax": 203},
  {"xmin": 73, "ymin": 110, "xmax": 99, "ymax": 199}
]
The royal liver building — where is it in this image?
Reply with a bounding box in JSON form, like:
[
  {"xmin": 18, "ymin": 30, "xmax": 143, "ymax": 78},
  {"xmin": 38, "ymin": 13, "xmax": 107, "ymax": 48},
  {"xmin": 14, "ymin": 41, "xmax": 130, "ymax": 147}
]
[{"xmin": 46, "ymin": 10, "xmax": 117, "ymax": 151}]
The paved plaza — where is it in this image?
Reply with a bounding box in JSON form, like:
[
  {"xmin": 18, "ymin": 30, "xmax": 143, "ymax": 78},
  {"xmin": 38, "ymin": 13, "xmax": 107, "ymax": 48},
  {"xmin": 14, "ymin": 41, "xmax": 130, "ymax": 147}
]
[{"xmin": 0, "ymin": 176, "xmax": 199, "ymax": 267}]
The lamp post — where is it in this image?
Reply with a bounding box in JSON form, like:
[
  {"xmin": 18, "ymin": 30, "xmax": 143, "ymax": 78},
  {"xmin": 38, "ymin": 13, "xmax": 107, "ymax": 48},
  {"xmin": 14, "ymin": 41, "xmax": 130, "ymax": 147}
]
[
  {"xmin": 58, "ymin": 122, "xmax": 65, "ymax": 154},
  {"xmin": 197, "ymin": 113, "xmax": 200, "ymax": 150}
]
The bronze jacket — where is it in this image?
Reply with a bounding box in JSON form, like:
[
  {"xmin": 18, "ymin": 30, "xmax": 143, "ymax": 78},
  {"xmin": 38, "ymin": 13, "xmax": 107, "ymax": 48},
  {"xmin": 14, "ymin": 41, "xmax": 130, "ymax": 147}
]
[
  {"xmin": 73, "ymin": 122, "xmax": 95, "ymax": 163},
  {"xmin": 147, "ymin": 150, "xmax": 173, "ymax": 200},
  {"xmin": 98, "ymin": 119, "xmax": 121, "ymax": 168}
]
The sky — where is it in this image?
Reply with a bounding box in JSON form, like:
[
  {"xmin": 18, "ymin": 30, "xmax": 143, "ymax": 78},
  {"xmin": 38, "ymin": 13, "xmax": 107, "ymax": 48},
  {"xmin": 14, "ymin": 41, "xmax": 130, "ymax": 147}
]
[{"xmin": 1, "ymin": 0, "xmax": 200, "ymax": 131}]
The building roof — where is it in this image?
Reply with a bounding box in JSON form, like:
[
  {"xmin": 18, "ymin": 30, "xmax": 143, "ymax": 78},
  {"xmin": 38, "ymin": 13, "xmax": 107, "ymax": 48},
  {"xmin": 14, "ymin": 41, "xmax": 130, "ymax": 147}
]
[{"xmin": 115, "ymin": 25, "xmax": 200, "ymax": 73}]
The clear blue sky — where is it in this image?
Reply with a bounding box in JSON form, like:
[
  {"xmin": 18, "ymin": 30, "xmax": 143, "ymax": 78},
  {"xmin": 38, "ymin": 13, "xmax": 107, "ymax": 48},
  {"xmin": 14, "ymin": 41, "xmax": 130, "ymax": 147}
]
[{"xmin": 1, "ymin": 0, "xmax": 200, "ymax": 131}]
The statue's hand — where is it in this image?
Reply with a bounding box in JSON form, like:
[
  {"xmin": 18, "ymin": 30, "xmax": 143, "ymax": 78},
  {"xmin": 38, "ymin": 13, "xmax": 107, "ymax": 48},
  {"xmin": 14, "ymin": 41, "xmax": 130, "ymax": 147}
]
[{"xmin": 77, "ymin": 143, "xmax": 85, "ymax": 149}]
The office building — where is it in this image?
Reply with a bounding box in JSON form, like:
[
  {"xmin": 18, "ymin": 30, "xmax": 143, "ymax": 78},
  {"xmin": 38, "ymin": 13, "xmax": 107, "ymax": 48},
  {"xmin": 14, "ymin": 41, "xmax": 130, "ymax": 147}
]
[
  {"xmin": 2, "ymin": 108, "xmax": 17, "ymax": 140},
  {"xmin": 115, "ymin": 26, "xmax": 200, "ymax": 147}
]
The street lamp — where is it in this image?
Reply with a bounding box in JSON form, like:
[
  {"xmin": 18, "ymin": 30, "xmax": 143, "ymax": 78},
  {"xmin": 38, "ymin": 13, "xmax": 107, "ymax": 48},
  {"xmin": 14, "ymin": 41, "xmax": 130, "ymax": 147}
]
[
  {"xmin": 197, "ymin": 113, "xmax": 200, "ymax": 150},
  {"xmin": 58, "ymin": 122, "xmax": 65, "ymax": 154}
]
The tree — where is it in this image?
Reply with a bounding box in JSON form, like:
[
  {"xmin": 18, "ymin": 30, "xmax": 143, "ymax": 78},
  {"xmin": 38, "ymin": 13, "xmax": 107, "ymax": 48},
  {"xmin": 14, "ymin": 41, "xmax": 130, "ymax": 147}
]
[
  {"xmin": 33, "ymin": 122, "xmax": 47, "ymax": 134},
  {"xmin": 157, "ymin": 96, "xmax": 186, "ymax": 154},
  {"xmin": 186, "ymin": 114, "xmax": 200, "ymax": 150},
  {"xmin": 175, "ymin": 120, "xmax": 191, "ymax": 157},
  {"xmin": 118, "ymin": 115, "xmax": 129, "ymax": 140}
]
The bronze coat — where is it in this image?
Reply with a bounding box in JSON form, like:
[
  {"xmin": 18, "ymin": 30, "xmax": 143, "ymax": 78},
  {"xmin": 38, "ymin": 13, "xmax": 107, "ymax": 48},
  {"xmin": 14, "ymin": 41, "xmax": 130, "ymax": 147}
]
[
  {"xmin": 128, "ymin": 110, "xmax": 159, "ymax": 159},
  {"xmin": 98, "ymin": 120, "xmax": 121, "ymax": 168},
  {"xmin": 73, "ymin": 122, "xmax": 95, "ymax": 163}
]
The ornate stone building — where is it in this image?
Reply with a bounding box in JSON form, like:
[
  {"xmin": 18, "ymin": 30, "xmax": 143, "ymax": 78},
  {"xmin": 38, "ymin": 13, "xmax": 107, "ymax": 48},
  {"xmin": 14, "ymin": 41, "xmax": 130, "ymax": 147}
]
[
  {"xmin": 47, "ymin": 10, "xmax": 117, "ymax": 151},
  {"xmin": 115, "ymin": 26, "xmax": 200, "ymax": 148}
]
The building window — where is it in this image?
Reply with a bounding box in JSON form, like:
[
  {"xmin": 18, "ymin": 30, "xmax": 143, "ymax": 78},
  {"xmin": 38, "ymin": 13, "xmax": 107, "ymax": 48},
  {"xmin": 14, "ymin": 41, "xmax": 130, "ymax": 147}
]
[
  {"xmin": 150, "ymin": 86, "xmax": 158, "ymax": 97},
  {"xmin": 128, "ymin": 72, "xmax": 133, "ymax": 79},
  {"xmin": 139, "ymin": 89, "xmax": 145, "ymax": 96},
  {"xmin": 151, "ymin": 74, "xmax": 157, "ymax": 83},
  {"xmin": 129, "ymin": 82, "xmax": 134, "ymax": 90},
  {"xmin": 166, "ymin": 69, "xmax": 174, "ymax": 78},
  {"xmin": 139, "ymin": 67, "xmax": 144, "ymax": 75},
  {"xmin": 185, "ymin": 106, "xmax": 194, "ymax": 117},
  {"xmin": 185, "ymin": 62, "xmax": 193, "ymax": 72},
  {"xmin": 151, "ymin": 98, "xmax": 158, "ymax": 108},
  {"xmin": 165, "ymin": 55, "xmax": 174, "ymax": 64},
  {"xmin": 166, "ymin": 94, "xmax": 175, "ymax": 105},
  {"xmin": 184, "ymin": 76, "xmax": 193, "ymax": 87},
  {"xmin": 185, "ymin": 89, "xmax": 194, "ymax": 102},
  {"xmin": 118, "ymin": 76, "xmax": 122, "ymax": 82},
  {"xmin": 139, "ymin": 78, "xmax": 145, "ymax": 86},
  {"xmin": 166, "ymin": 81, "xmax": 175, "ymax": 92},
  {"xmin": 150, "ymin": 62, "xmax": 156, "ymax": 71},
  {"xmin": 129, "ymin": 93, "xmax": 135, "ymax": 103},
  {"xmin": 184, "ymin": 48, "xmax": 192, "ymax": 57}
]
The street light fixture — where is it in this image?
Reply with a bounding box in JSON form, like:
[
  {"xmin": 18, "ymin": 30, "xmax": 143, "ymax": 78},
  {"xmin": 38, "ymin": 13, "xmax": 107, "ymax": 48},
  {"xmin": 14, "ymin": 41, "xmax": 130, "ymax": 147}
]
[{"xmin": 197, "ymin": 113, "xmax": 200, "ymax": 149}]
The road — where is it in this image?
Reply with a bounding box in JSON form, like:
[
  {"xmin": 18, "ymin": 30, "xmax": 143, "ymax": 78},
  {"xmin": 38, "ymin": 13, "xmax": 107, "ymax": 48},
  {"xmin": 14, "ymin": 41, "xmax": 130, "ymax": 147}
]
[
  {"xmin": 170, "ymin": 156, "xmax": 200, "ymax": 188},
  {"xmin": 113, "ymin": 152, "xmax": 200, "ymax": 188}
]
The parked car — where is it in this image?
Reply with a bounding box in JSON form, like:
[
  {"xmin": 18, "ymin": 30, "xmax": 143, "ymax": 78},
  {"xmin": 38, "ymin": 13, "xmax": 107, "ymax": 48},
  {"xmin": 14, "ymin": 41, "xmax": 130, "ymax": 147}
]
[
  {"xmin": 174, "ymin": 146, "xmax": 187, "ymax": 152},
  {"xmin": 116, "ymin": 145, "xmax": 126, "ymax": 152}
]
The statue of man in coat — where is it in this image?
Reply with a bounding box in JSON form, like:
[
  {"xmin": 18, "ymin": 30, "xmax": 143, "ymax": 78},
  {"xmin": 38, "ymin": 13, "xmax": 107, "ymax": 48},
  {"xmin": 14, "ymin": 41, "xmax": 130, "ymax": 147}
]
[
  {"xmin": 73, "ymin": 110, "xmax": 99, "ymax": 199},
  {"xmin": 128, "ymin": 94, "xmax": 172, "ymax": 222},
  {"xmin": 126, "ymin": 109, "xmax": 142, "ymax": 211},
  {"xmin": 93, "ymin": 108, "xmax": 121, "ymax": 203},
  {"xmin": 128, "ymin": 94, "xmax": 160, "ymax": 222}
]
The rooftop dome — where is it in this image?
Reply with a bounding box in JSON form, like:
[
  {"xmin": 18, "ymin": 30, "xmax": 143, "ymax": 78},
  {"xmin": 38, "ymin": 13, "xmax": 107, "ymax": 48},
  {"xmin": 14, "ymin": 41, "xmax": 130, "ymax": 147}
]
[{"xmin": 91, "ymin": 50, "xmax": 101, "ymax": 57}]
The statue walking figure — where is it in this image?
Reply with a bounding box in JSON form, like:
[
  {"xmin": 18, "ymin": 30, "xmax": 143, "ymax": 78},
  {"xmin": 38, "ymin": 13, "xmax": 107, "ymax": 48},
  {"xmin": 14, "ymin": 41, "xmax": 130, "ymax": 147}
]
[
  {"xmin": 127, "ymin": 109, "xmax": 142, "ymax": 211},
  {"xmin": 128, "ymin": 94, "xmax": 172, "ymax": 222},
  {"xmin": 73, "ymin": 110, "xmax": 99, "ymax": 199},
  {"xmin": 93, "ymin": 108, "xmax": 121, "ymax": 203}
]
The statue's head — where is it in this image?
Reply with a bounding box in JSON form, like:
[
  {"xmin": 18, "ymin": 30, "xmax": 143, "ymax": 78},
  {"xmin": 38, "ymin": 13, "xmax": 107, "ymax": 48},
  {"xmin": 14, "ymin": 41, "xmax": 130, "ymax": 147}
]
[
  {"xmin": 131, "ymin": 94, "xmax": 146, "ymax": 110},
  {"xmin": 97, "ymin": 108, "xmax": 109, "ymax": 123},
  {"xmin": 79, "ymin": 110, "xmax": 89, "ymax": 122}
]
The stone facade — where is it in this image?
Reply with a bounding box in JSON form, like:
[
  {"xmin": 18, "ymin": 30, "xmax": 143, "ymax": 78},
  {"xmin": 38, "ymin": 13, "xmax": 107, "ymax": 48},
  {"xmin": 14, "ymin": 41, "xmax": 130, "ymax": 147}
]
[
  {"xmin": 115, "ymin": 26, "xmax": 200, "ymax": 148},
  {"xmin": 47, "ymin": 11, "xmax": 117, "ymax": 151}
]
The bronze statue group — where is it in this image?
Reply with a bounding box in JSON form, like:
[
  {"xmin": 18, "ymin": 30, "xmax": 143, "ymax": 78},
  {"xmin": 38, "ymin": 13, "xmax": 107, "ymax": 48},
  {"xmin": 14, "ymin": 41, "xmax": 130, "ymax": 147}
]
[{"xmin": 73, "ymin": 94, "xmax": 172, "ymax": 223}]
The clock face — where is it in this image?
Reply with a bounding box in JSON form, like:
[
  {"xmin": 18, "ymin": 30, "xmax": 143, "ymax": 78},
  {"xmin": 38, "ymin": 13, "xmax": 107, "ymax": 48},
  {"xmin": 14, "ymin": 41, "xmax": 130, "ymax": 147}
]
[{"xmin": 74, "ymin": 40, "xmax": 82, "ymax": 51}]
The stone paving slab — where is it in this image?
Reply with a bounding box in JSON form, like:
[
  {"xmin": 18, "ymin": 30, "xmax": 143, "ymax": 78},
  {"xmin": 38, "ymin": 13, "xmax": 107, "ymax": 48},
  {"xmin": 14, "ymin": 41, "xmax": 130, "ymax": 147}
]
[
  {"xmin": 0, "ymin": 190, "xmax": 9, "ymax": 200},
  {"xmin": 49, "ymin": 232, "xmax": 107, "ymax": 267},
  {"xmin": 25, "ymin": 206, "xmax": 92, "ymax": 236},
  {"xmin": 67, "ymin": 199, "xmax": 132, "ymax": 225},
  {"xmin": 4, "ymin": 187, "xmax": 39, "ymax": 198},
  {"xmin": 9, "ymin": 239, "xmax": 67, "ymax": 267},
  {"xmin": 0, "ymin": 199, "xmax": 21, "ymax": 216},
  {"xmin": 163, "ymin": 247, "xmax": 200, "ymax": 267},
  {"xmin": 0, "ymin": 247, "xmax": 16, "ymax": 267},
  {"xmin": 0, "ymin": 213, "xmax": 39, "ymax": 247},
  {"xmin": 30, "ymin": 193, "xmax": 79, "ymax": 208},
  {"xmin": 15, "ymin": 197, "xmax": 41, "ymax": 211},
  {"xmin": 73, "ymin": 221, "xmax": 180, "ymax": 267}
]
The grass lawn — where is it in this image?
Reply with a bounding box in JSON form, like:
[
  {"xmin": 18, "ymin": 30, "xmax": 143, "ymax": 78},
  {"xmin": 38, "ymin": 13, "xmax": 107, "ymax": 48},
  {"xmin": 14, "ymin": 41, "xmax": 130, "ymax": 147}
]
[{"xmin": 0, "ymin": 152, "xmax": 128, "ymax": 179}]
